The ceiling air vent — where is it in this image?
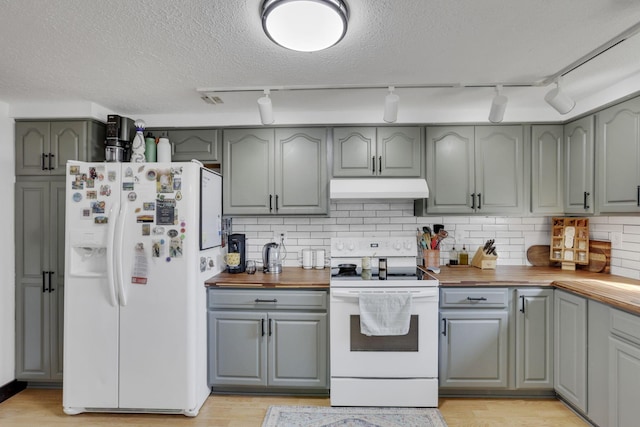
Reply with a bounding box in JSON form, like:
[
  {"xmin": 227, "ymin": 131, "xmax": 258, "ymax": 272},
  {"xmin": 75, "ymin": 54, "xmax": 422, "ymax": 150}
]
[{"xmin": 199, "ymin": 93, "xmax": 224, "ymax": 105}]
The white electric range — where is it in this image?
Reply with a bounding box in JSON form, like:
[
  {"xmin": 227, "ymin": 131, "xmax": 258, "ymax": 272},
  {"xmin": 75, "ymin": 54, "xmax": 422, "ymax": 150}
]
[{"xmin": 329, "ymin": 236, "xmax": 440, "ymax": 407}]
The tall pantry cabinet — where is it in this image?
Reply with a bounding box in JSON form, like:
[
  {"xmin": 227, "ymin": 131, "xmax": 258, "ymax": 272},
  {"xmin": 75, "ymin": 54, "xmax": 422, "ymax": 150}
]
[{"xmin": 14, "ymin": 119, "xmax": 105, "ymax": 381}]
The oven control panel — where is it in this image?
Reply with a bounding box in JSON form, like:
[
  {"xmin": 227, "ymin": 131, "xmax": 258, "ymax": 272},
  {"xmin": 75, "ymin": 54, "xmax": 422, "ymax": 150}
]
[{"xmin": 331, "ymin": 237, "xmax": 416, "ymax": 258}]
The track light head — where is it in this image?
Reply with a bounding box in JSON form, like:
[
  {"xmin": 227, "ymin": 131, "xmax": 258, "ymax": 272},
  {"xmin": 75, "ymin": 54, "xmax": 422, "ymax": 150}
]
[
  {"xmin": 488, "ymin": 85, "xmax": 508, "ymax": 123},
  {"xmin": 383, "ymin": 86, "xmax": 399, "ymax": 123},
  {"xmin": 258, "ymin": 89, "xmax": 274, "ymax": 125},
  {"xmin": 545, "ymin": 79, "xmax": 575, "ymax": 115}
]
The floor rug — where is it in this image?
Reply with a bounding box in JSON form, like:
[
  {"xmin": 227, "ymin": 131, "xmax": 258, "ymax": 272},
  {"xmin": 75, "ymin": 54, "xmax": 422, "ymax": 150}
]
[{"xmin": 261, "ymin": 405, "xmax": 448, "ymax": 427}]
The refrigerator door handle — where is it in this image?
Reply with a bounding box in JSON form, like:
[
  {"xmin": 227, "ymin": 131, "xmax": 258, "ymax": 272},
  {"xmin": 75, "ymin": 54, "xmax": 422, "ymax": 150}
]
[
  {"xmin": 115, "ymin": 200, "xmax": 129, "ymax": 306},
  {"xmin": 106, "ymin": 201, "xmax": 120, "ymax": 307}
]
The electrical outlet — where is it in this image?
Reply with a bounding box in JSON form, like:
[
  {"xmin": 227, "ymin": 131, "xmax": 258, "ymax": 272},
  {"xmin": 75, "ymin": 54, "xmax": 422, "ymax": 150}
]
[
  {"xmin": 273, "ymin": 228, "xmax": 287, "ymax": 244},
  {"xmin": 611, "ymin": 232, "xmax": 622, "ymax": 249}
]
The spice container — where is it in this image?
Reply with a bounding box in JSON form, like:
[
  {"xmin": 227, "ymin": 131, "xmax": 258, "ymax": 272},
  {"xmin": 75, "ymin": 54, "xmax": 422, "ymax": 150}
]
[{"xmin": 459, "ymin": 245, "xmax": 469, "ymax": 265}]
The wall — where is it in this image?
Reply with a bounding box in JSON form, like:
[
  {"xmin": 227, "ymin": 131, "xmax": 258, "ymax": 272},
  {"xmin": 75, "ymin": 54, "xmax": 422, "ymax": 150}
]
[
  {"xmin": 0, "ymin": 103, "xmax": 15, "ymax": 387},
  {"xmin": 231, "ymin": 200, "xmax": 640, "ymax": 280}
]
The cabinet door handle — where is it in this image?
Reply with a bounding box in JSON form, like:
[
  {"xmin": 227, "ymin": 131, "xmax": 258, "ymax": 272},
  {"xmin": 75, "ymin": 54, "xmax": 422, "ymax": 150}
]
[
  {"xmin": 466, "ymin": 296, "xmax": 487, "ymax": 301},
  {"xmin": 42, "ymin": 271, "xmax": 47, "ymax": 293},
  {"xmin": 637, "ymin": 186, "xmax": 639, "ymax": 207},
  {"xmin": 268, "ymin": 318, "xmax": 273, "ymax": 336},
  {"xmin": 520, "ymin": 295, "xmax": 525, "ymax": 313},
  {"xmin": 41, "ymin": 153, "xmax": 47, "ymax": 171},
  {"xmin": 275, "ymin": 194, "xmax": 279, "ymax": 212},
  {"xmin": 471, "ymin": 193, "xmax": 476, "ymax": 209},
  {"xmin": 48, "ymin": 271, "xmax": 54, "ymax": 292},
  {"xmin": 269, "ymin": 195, "xmax": 273, "ymax": 212},
  {"xmin": 372, "ymin": 156, "xmax": 375, "ymax": 174},
  {"xmin": 477, "ymin": 193, "xmax": 482, "ymax": 210},
  {"xmin": 379, "ymin": 156, "xmax": 382, "ymax": 174},
  {"xmin": 48, "ymin": 153, "xmax": 54, "ymax": 170},
  {"xmin": 441, "ymin": 318, "xmax": 447, "ymax": 336},
  {"xmin": 583, "ymin": 191, "xmax": 590, "ymax": 209},
  {"xmin": 261, "ymin": 319, "xmax": 265, "ymax": 337},
  {"xmin": 254, "ymin": 298, "xmax": 278, "ymax": 303}
]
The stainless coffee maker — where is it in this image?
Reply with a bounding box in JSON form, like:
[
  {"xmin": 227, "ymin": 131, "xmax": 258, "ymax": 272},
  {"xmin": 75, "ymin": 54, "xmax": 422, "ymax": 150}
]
[{"xmin": 105, "ymin": 114, "xmax": 134, "ymax": 162}]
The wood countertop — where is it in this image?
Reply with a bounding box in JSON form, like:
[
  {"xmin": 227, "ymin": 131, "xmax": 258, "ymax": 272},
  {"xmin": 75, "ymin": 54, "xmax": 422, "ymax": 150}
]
[
  {"xmin": 428, "ymin": 265, "xmax": 640, "ymax": 315},
  {"xmin": 205, "ymin": 267, "xmax": 330, "ymax": 289}
]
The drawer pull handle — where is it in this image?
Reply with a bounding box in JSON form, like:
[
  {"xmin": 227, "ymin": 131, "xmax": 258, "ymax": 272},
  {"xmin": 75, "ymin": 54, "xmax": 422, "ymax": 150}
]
[
  {"xmin": 520, "ymin": 295, "xmax": 525, "ymax": 313},
  {"xmin": 583, "ymin": 191, "xmax": 590, "ymax": 209},
  {"xmin": 261, "ymin": 319, "xmax": 265, "ymax": 336},
  {"xmin": 471, "ymin": 193, "xmax": 476, "ymax": 209},
  {"xmin": 467, "ymin": 297, "xmax": 487, "ymax": 301},
  {"xmin": 255, "ymin": 298, "xmax": 278, "ymax": 303},
  {"xmin": 441, "ymin": 318, "xmax": 447, "ymax": 336},
  {"xmin": 268, "ymin": 318, "xmax": 273, "ymax": 336}
]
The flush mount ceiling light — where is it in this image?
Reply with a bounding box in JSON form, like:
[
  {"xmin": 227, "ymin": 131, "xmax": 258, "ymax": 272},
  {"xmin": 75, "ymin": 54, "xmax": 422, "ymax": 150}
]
[
  {"xmin": 488, "ymin": 85, "xmax": 508, "ymax": 123},
  {"xmin": 257, "ymin": 89, "xmax": 274, "ymax": 125},
  {"xmin": 545, "ymin": 78, "xmax": 576, "ymax": 114},
  {"xmin": 261, "ymin": 0, "xmax": 349, "ymax": 52},
  {"xmin": 383, "ymin": 86, "xmax": 399, "ymax": 123}
]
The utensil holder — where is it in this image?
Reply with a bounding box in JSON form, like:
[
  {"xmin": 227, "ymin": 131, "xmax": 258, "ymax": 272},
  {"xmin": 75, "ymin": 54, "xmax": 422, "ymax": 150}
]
[
  {"xmin": 423, "ymin": 249, "xmax": 440, "ymax": 268},
  {"xmin": 471, "ymin": 247, "xmax": 497, "ymax": 269}
]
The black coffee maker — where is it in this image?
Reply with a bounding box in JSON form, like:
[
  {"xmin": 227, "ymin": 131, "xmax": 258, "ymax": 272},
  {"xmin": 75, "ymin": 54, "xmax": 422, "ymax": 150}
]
[{"xmin": 227, "ymin": 233, "xmax": 246, "ymax": 274}]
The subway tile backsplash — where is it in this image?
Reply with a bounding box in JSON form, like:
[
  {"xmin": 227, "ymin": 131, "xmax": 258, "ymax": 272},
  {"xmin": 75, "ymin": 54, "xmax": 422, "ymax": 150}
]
[{"xmin": 230, "ymin": 200, "xmax": 640, "ymax": 280}]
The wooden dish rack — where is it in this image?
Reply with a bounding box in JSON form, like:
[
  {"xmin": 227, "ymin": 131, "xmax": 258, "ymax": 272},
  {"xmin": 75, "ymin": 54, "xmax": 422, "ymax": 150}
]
[{"xmin": 550, "ymin": 217, "xmax": 589, "ymax": 270}]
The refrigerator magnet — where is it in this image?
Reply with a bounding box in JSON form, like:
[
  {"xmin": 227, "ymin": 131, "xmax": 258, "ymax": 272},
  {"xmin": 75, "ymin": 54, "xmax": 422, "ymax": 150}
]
[
  {"xmin": 123, "ymin": 182, "xmax": 134, "ymax": 191},
  {"xmin": 167, "ymin": 229, "xmax": 178, "ymax": 238},
  {"xmin": 71, "ymin": 178, "xmax": 83, "ymax": 190},
  {"xmin": 169, "ymin": 237, "xmax": 183, "ymax": 258},
  {"xmin": 86, "ymin": 191, "xmax": 97, "ymax": 199},
  {"xmin": 142, "ymin": 224, "xmax": 150, "ymax": 236},
  {"xmin": 131, "ymin": 243, "xmax": 148, "ymax": 285},
  {"xmin": 152, "ymin": 240, "xmax": 163, "ymax": 257},
  {"xmin": 157, "ymin": 170, "xmax": 173, "ymax": 193},
  {"xmin": 108, "ymin": 171, "xmax": 116, "ymax": 182},
  {"xmin": 69, "ymin": 165, "xmax": 79, "ymax": 175},
  {"xmin": 128, "ymin": 192, "xmax": 137, "ymax": 201},
  {"xmin": 125, "ymin": 167, "xmax": 133, "ymax": 177},
  {"xmin": 72, "ymin": 192, "xmax": 82, "ymax": 202},
  {"xmin": 92, "ymin": 201, "xmax": 105, "ymax": 214},
  {"xmin": 173, "ymin": 177, "xmax": 181, "ymax": 191},
  {"xmin": 100, "ymin": 185, "xmax": 111, "ymax": 196},
  {"xmin": 143, "ymin": 202, "xmax": 155, "ymax": 211},
  {"xmin": 146, "ymin": 170, "xmax": 157, "ymax": 181},
  {"xmin": 94, "ymin": 216, "xmax": 108, "ymax": 224},
  {"xmin": 82, "ymin": 208, "xmax": 91, "ymax": 218},
  {"xmin": 89, "ymin": 167, "xmax": 97, "ymax": 179},
  {"xmin": 175, "ymin": 191, "xmax": 182, "ymax": 201}
]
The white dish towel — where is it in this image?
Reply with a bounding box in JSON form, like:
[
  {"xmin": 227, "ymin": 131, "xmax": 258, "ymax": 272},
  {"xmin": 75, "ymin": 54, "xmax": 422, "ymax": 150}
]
[{"xmin": 359, "ymin": 292, "xmax": 413, "ymax": 336}]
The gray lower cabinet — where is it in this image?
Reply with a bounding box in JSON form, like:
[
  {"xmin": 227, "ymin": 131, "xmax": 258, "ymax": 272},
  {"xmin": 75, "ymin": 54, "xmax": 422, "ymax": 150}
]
[
  {"xmin": 332, "ymin": 127, "xmax": 422, "ymax": 177},
  {"xmin": 596, "ymin": 96, "xmax": 640, "ymax": 214},
  {"xmin": 15, "ymin": 120, "xmax": 105, "ymax": 176},
  {"xmin": 609, "ymin": 307, "xmax": 640, "ymax": 427},
  {"xmin": 554, "ymin": 290, "xmax": 587, "ymax": 412},
  {"xmin": 531, "ymin": 125, "xmax": 564, "ymax": 214},
  {"xmin": 439, "ymin": 288, "xmax": 509, "ymax": 388},
  {"xmin": 207, "ymin": 289, "xmax": 328, "ymax": 392},
  {"xmin": 515, "ymin": 289, "xmax": 554, "ymax": 389},
  {"xmin": 421, "ymin": 125, "xmax": 524, "ymax": 215},
  {"xmin": 223, "ymin": 128, "xmax": 328, "ymax": 215},
  {"xmin": 15, "ymin": 178, "xmax": 66, "ymax": 381},
  {"xmin": 588, "ymin": 300, "xmax": 610, "ymax": 427},
  {"xmin": 147, "ymin": 128, "xmax": 221, "ymax": 163},
  {"xmin": 564, "ymin": 116, "xmax": 595, "ymax": 214}
]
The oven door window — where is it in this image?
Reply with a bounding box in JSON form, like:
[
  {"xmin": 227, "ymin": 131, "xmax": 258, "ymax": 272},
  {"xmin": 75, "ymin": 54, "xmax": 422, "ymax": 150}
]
[{"xmin": 349, "ymin": 315, "xmax": 419, "ymax": 352}]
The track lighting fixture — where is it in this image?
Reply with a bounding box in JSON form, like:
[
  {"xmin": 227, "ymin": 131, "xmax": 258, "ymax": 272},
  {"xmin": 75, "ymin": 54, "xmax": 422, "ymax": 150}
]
[
  {"xmin": 545, "ymin": 78, "xmax": 575, "ymax": 114},
  {"xmin": 383, "ymin": 86, "xmax": 399, "ymax": 123},
  {"xmin": 261, "ymin": 0, "xmax": 349, "ymax": 52},
  {"xmin": 488, "ymin": 85, "xmax": 508, "ymax": 123},
  {"xmin": 257, "ymin": 89, "xmax": 274, "ymax": 125}
]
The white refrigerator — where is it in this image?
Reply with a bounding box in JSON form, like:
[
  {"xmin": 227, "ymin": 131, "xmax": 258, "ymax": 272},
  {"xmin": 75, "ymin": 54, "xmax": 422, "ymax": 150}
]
[{"xmin": 62, "ymin": 160, "xmax": 221, "ymax": 416}]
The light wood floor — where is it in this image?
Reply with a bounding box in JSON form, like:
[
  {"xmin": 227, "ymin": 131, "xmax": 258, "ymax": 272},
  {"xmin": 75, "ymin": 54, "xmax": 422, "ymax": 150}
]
[{"xmin": 0, "ymin": 389, "xmax": 589, "ymax": 426}]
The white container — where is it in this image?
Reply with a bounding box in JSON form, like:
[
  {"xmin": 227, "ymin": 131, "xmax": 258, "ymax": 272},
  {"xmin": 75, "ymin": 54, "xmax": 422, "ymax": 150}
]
[
  {"xmin": 300, "ymin": 249, "xmax": 314, "ymax": 269},
  {"xmin": 314, "ymin": 249, "xmax": 327, "ymax": 269},
  {"xmin": 157, "ymin": 137, "xmax": 171, "ymax": 162}
]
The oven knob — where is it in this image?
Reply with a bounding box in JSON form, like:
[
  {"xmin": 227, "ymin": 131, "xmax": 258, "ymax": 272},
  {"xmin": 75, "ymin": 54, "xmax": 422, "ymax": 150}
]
[
  {"xmin": 393, "ymin": 241, "xmax": 402, "ymax": 250},
  {"xmin": 336, "ymin": 241, "xmax": 344, "ymax": 251},
  {"xmin": 404, "ymin": 240, "xmax": 413, "ymax": 250},
  {"xmin": 347, "ymin": 242, "xmax": 355, "ymax": 251}
]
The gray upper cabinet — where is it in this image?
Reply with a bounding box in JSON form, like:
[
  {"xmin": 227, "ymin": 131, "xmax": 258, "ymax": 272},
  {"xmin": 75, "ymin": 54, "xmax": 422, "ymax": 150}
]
[
  {"xmin": 223, "ymin": 128, "xmax": 328, "ymax": 215},
  {"xmin": 332, "ymin": 127, "xmax": 421, "ymax": 177},
  {"xmin": 554, "ymin": 290, "xmax": 587, "ymax": 413},
  {"xmin": 15, "ymin": 120, "xmax": 105, "ymax": 176},
  {"xmin": 596, "ymin": 96, "xmax": 640, "ymax": 214},
  {"xmin": 423, "ymin": 126, "xmax": 523, "ymax": 214},
  {"xmin": 564, "ymin": 116, "xmax": 595, "ymax": 214},
  {"xmin": 15, "ymin": 178, "xmax": 65, "ymax": 381},
  {"xmin": 515, "ymin": 289, "xmax": 554, "ymax": 389},
  {"xmin": 531, "ymin": 125, "xmax": 564, "ymax": 214},
  {"xmin": 149, "ymin": 128, "xmax": 221, "ymax": 163}
]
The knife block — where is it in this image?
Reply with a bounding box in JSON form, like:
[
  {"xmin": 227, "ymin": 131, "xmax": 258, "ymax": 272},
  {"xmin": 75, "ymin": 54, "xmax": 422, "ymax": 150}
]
[{"xmin": 471, "ymin": 247, "xmax": 497, "ymax": 269}]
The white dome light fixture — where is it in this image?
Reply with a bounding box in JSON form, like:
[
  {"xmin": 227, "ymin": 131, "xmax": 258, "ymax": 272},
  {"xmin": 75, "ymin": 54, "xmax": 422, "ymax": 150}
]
[
  {"xmin": 261, "ymin": 0, "xmax": 349, "ymax": 52},
  {"xmin": 488, "ymin": 85, "xmax": 508, "ymax": 123},
  {"xmin": 545, "ymin": 77, "xmax": 576, "ymax": 115}
]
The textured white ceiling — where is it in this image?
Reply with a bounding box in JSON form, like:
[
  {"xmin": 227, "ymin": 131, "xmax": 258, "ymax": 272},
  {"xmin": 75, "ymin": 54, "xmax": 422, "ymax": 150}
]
[{"xmin": 1, "ymin": 0, "xmax": 640, "ymax": 124}]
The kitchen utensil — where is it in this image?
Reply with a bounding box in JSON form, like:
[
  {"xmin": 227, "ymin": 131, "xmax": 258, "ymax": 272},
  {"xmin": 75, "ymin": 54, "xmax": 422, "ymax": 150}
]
[
  {"xmin": 262, "ymin": 242, "xmax": 283, "ymax": 274},
  {"xmin": 526, "ymin": 245, "xmax": 554, "ymax": 266},
  {"xmin": 585, "ymin": 247, "xmax": 607, "ymax": 272},
  {"xmin": 577, "ymin": 240, "xmax": 611, "ymax": 273},
  {"xmin": 245, "ymin": 260, "xmax": 257, "ymax": 274}
]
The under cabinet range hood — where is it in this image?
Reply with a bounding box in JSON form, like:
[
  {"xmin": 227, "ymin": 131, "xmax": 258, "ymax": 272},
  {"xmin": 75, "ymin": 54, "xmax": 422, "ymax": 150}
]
[{"xmin": 329, "ymin": 178, "xmax": 429, "ymax": 200}]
